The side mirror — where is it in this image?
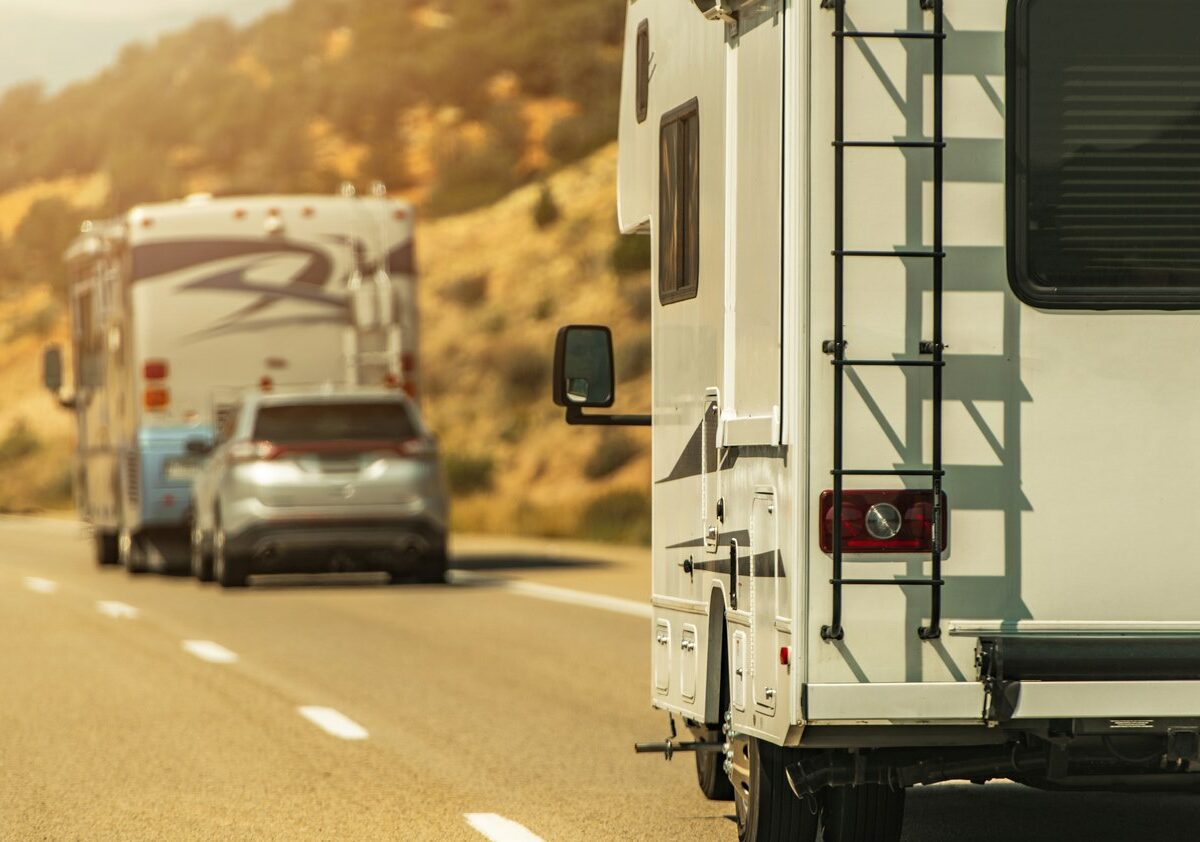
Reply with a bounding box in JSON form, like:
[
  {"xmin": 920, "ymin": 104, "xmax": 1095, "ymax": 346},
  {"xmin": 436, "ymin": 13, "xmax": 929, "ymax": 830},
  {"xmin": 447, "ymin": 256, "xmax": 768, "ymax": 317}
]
[
  {"xmin": 553, "ymin": 325, "xmax": 615, "ymax": 408},
  {"xmin": 186, "ymin": 438, "xmax": 213, "ymax": 457},
  {"xmin": 43, "ymin": 345, "xmax": 64, "ymax": 394}
]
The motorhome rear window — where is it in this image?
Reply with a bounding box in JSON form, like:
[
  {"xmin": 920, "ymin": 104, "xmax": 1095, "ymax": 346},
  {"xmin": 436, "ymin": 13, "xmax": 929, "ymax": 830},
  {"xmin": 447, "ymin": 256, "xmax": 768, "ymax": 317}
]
[
  {"xmin": 1009, "ymin": 0, "xmax": 1200, "ymax": 309},
  {"xmin": 254, "ymin": 402, "xmax": 417, "ymax": 442},
  {"xmin": 659, "ymin": 99, "xmax": 699, "ymax": 304}
]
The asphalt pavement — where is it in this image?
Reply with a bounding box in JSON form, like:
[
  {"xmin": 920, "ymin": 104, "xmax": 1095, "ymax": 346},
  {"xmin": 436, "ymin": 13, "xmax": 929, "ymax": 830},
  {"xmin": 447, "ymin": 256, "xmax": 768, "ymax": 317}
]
[{"xmin": 1, "ymin": 518, "xmax": 1198, "ymax": 841}]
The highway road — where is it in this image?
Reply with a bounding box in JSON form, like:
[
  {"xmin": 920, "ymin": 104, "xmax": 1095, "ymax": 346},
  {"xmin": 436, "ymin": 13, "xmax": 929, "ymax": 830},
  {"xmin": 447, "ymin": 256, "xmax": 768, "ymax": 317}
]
[{"xmin": 2, "ymin": 517, "xmax": 1200, "ymax": 841}]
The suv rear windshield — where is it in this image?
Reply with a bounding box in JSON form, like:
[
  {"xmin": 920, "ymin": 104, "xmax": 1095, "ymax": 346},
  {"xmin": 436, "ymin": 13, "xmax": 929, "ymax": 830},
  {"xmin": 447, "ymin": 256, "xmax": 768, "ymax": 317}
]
[
  {"xmin": 1009, "ymin": 0, "xmax": 1200, "ymax": 308},
  {"xmin": 254, "ymin": 402, "xmax": 418, "ymax": 442}
]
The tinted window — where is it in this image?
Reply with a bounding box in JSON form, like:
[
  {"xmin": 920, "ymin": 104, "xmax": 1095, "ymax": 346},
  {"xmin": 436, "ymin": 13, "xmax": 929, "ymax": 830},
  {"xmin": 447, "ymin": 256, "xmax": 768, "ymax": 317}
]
[
  {"xmin": 636, "ymin": 21, "xmax": 650, "ymax": 124},
  {"xmin": 254, "ymin": 402, "xmax": 418, "ymax": 442},
  {"xmin": 659, "ymin": 100, "xmax": 700, "ymax": 304},
  {"xmin": 1010, "ymin": 0, "xmax": 1200, "ymax": 307}
]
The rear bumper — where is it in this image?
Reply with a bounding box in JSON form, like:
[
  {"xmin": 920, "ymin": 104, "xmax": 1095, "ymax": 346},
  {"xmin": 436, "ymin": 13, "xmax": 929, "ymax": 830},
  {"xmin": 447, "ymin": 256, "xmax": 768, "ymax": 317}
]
[{"xmin": 225, "ymin": 517, "xmax": 445, "ymax": 571}]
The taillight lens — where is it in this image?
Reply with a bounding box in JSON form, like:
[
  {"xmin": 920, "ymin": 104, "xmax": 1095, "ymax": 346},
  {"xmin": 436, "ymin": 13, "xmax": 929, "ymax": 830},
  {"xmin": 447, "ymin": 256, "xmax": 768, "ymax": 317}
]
[
  {"xmin": 819, "ymin": 489, "xmax": 947, "ymax": 553},
  {"xmin": 144, "ymin": 360, "xmax": 169, "ymax": 380},
  {"xmin": 229, "ymin": 441, "xmax": 278, "ymax": 463},
  {"xmin": 144, "ymin": 388, "xmax": 170, "ymax": 410}
]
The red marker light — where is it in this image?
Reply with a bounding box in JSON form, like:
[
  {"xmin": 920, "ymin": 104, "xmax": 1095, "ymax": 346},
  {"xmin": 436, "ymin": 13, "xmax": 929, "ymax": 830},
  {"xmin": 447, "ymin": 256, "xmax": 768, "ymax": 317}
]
[
  {"xmin": 259, "ymin": 376, "xmax": 274, "ymax": 392},
  {"xmin": 780, "ymin": 647, "xmax": 790, "ymax": 666},
  {"xmin": 393, "ymin": 208, "xmax": 409, "ymax": 221},
  {"xmin": 143, "ymin": 359, "xmax": 169, "ymax": 380},
  {"xmin": 233, "ymin": 208, "xmax": 247, "ymax": 220}
]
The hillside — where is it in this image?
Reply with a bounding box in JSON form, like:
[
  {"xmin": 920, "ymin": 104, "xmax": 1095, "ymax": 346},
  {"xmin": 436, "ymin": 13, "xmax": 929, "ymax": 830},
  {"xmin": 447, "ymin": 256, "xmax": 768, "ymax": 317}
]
[
  {"xmin": 0, "ymin": 0, "xmax": 651, "ymax": 541},
  {"xmin": 7, "ymin": 144, "xmax": 654, "ymax": 541}
]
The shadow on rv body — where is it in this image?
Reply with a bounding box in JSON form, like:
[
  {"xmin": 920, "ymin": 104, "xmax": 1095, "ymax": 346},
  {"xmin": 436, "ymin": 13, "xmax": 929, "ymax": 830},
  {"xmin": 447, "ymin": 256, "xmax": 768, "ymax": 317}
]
[{"xmin": 843, "ymin": 11, "xmax": 1031, "ymax": 682}]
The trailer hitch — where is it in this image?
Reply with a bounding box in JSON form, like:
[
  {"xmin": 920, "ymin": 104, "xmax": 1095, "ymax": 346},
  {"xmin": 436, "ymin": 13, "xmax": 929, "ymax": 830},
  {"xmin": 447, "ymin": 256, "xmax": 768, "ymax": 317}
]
[{"xmin": 634, "ymin": 715, "xmax": 726, "ymax": 761}]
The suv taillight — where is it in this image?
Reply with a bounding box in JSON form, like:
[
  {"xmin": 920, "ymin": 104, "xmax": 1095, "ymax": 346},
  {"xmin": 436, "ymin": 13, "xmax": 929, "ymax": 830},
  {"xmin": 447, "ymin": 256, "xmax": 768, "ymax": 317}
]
[
  {"xmin": 229, "ymin": 441, "xmax": 278, "ymax": 463},
  {"xmin": 819, "ymin": 489, "xmax": 947, "ymax": 554}
]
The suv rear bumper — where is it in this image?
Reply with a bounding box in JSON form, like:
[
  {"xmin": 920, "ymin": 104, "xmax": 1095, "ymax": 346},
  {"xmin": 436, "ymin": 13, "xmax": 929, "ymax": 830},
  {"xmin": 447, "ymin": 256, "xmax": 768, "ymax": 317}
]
[{"xmin": 226, "ymin": 517, "xmax": 445, "ymax": 572}]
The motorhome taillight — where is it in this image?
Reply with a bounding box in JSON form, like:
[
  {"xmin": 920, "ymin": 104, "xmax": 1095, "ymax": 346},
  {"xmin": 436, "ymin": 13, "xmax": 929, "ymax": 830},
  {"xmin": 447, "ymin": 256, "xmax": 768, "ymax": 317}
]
[
  {"xmin": 819, "ymin": 489, "xmax": 947, "ymax": 554},
  {"xmin": 144, "ymin": 388, "xmax": 170, "ymax": 411},
  {"xmin": 143, "ymin": 360, "xmax": 169, "ymax": 380}
]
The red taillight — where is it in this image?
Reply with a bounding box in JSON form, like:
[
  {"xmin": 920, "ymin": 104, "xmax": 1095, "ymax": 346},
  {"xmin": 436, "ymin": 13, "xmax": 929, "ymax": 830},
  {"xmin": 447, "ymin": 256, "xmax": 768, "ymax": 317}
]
[
  {"xmin": 144, "ymin": 388, "xmax": 170, "ymax": 410},
  {"xmin": 819, "ymin": 489, "xmax": 947, "ymax": 554},
  {"xmin": 144, "ymin": 360, "xmax": 169, "ymax": 380},
  {"xmin": 229, "ymin": 441, "xmax": 278, "ymax": 463}
]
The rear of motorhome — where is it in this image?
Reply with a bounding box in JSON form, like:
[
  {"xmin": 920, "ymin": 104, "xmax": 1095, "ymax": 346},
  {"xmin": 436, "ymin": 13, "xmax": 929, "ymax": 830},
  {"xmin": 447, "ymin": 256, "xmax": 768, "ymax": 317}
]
[
  {"xmin": 553, "ymin": 0, "xmax": 1200, "ymax": 838},
  {"xmin": 48, "ymin": 193, "xmax": 418, "ymax": 572}
]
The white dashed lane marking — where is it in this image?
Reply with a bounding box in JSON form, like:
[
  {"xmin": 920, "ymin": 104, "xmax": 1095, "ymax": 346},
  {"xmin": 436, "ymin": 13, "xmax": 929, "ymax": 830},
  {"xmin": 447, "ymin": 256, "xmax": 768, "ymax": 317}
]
[
  {"xmin": 96, "ymin": 601, "xmax": 139, "ymax": 620},
  {"xmin": 181, "ymin": 640, "xmax": 239, "ymax": 664},
  {"xmin": 297, "ymin": 706, "xmax": 369, "ymax": 741},
  {"xmin": 22, "ymin": 577, "xmax": 57, "ymax": 594},
  {"xmin": 448, "ymin": 571, "xmax": 651, "ymax": 619},
  {"xmin": 465, "ymin": 813, "xmax": 546, "ymax": 842}
]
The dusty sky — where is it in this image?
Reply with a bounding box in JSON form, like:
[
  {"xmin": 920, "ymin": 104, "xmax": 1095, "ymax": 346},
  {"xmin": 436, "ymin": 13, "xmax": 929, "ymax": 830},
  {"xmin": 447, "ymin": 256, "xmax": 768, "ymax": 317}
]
[{"xmin": 0, "ymin": 0, "xmax": 287, "ymax": 20}]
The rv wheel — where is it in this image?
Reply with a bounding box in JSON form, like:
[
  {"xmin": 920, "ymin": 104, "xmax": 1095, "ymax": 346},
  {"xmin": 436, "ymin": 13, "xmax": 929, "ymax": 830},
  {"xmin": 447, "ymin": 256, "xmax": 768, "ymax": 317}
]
[
  {"xmin": 94, "ymin": 531, "xmax": 119, "ymax": 566},
  {"xmin": 694, "ymin": 727, "xmax": 733, "ymax": 800},
  {"xmin": 121, "ymin": 530, "xmax": 149, "ymax": 575},
  {"xmin": 824, "ymin": 784, "xmax": 905, "ymax": 842},
  {"xmin": 732, "ymin": 735, "xmax": 820, "ymax": 842},
  {"xmin": 191, "ymin": 524, "xmax": 214, "ymax": 583}
]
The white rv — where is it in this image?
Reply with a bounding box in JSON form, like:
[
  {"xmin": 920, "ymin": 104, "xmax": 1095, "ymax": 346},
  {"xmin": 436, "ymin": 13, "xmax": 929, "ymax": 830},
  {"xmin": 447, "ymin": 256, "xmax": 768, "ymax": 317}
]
[
  {"xmin": 553, "ymin": 0, "xmax": 1200, "ymax": 838},
  {"xmin": 45, "ymin": 194, "xmax": 418, "ymax": 572}
]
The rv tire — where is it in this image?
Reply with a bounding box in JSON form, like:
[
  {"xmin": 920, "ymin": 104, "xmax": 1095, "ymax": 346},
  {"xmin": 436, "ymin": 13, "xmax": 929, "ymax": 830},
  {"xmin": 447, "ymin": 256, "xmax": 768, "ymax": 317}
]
[
  {"xmin": 191, "ymin": 524, "xmax": 214, "ymax": 582},
  {"xmin": 121, "ymin": 530, "xmax": 149, "ymax": 575},
  {"xmin": 94, "ymin": 531, "xmax": 119, "ymax": 566},
  {"xmin": 694, "ymin": 726, "xmax": 734, "ymax": 800},
  {"xmin": 824, "ymin": 783, "xmax": 905, "ymax": 842},
  {"xmin": 733, "ymin": 737, "xmax": 820, "ymax": 842}
]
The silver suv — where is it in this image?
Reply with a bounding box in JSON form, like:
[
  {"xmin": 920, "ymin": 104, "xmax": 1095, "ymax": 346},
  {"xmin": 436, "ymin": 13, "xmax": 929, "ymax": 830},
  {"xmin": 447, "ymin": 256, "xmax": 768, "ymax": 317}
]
[{"xmin": 189, "ymin": 389, "xmax": 448, "ymax": 588}]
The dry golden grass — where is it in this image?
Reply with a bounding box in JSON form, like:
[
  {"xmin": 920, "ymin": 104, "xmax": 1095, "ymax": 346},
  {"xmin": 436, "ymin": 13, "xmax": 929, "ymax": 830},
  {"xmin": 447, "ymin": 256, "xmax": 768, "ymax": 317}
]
[{"xmin": 418, "ymin": 143, "xmax": 652, "ymax": 540}]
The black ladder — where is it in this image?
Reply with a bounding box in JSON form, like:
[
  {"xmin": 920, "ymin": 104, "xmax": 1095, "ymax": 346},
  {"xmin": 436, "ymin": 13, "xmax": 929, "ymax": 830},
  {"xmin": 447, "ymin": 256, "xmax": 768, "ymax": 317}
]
[{"xmin": 820, "ymin": 0, "xmax": 946, "ymax": 643}]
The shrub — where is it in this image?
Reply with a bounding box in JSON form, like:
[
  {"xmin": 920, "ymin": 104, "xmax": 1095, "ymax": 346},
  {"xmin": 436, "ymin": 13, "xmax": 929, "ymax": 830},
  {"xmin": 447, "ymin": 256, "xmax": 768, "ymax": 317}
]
[
  {"xmin": 610, "ymin": 233, "xmax": 652, "ymax": 275},
  {"xmin": 616, "ymin": 334, "xmax": 652, "ymax": 381},
  {"xmin": 584, "ymin": 431, "xmax": 641, "ymax": 480},
  {"xmin": 502, "ymin": 345, "xmax": 550, "ymax": 401},
  {"xmin": 443, "ymin": 453, "xmax": 495, "ymax": 496},
  {"xmin": 533, "ymin": 296, "xmax": 556, "ymax": 321},
  {"xmin": 441, "ymin": 273, "xmax": 489, "ymax": 306},
  {"xmin": 0, "ymin": 420, "xmax": 40, "ymax": 464},
  {"xmin": 532, "ymin": 184, "xmax": 561, "ymax": 229},
  {"xmin": 579, "ymin": 489, "xmax": 651, "ymax": 545}
]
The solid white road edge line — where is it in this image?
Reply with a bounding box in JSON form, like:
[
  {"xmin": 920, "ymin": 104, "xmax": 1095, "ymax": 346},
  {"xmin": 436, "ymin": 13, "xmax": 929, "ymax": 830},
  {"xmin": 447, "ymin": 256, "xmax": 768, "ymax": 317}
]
[
  {"xmin": 448, "ymin": 571, "xmax": 651, "ymax": 619},
  {"xmin": 22, "ymin": 576, "xmax": 57, "ymax": 594},
  {"xmin": 96, "ymin": 600, "xmax": 139, "ymax": 620},
  {"xmin": 297, "ymin": 706, "xmax": 369, "ymax": 741},
  {"xmin": 464, "ymin": 813, "xmax": 546, "ymax": 842},
  {"xmin": 181, "ymin": 640, "xmax": 239, "ymax": 664}
]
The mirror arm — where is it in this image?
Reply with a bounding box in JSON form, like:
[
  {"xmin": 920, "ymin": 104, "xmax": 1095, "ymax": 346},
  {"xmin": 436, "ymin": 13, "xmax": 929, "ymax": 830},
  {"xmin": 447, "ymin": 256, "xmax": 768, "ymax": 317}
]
[{"xmin": 565, "ymin": 405, "xmax": 651, "ymax": 427}]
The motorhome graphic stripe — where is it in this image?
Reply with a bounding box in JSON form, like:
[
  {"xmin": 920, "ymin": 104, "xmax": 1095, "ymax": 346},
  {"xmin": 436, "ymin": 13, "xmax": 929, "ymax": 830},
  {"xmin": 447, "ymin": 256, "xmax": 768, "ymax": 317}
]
[
  {"xmin": 667, "ymin": 529, "xmax": 751, "ymax": 550},
  {"xmin": 655, "ymin": 418, "xmax": 739, "ymax": 484},
  {"xmin": 688, "ymin": 550, "xmax": 786, "ymax": 579}
]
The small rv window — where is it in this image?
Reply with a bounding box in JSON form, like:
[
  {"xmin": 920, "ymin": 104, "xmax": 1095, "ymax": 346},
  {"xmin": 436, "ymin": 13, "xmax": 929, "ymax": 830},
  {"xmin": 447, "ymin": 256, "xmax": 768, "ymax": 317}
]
[
  {"xmin": 1010, "ymin": 0, "xmax": 1200, "ymax": 308},
  {"xmin": 659, "ymin": 99, "xmax": 699, "ymax": 305},
  {"xmin": 636, "ymin": 21, "xmax": 650, "ymax": 124}
]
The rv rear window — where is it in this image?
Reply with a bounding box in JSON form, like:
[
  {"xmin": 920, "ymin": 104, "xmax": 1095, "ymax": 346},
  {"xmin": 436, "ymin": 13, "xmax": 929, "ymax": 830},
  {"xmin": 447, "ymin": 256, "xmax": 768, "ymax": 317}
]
[
  {"xmin": 1009, "ymin": 0, "xmax": 1200, "ymax": 309},
  {"xmin": 659, "ymin": 99, "xmax": 699, "ymax": 305}
]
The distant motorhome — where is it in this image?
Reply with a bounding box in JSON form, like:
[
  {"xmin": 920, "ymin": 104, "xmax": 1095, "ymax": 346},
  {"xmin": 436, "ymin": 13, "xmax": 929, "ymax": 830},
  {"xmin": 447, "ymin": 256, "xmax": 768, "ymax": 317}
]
[{"xmin": 44, "ymin": 192, "xmax": 419, "ymax": 573}]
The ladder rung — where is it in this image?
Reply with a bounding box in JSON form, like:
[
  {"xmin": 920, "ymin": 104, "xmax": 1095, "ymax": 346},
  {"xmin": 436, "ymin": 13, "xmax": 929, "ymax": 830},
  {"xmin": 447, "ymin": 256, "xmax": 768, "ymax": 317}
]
[
  {"xmin": 835, "ymin": 249, "xmax": 945, "ymax": 259},
  {"xmin": 835, "ymin": 140, "xmax": 946, "ymax": 149},
  {"xmin": 833, "ymin": 30, "xmax": 946, "ymax": 41},
  {"xmin": 835, "ymin": 359, "xmax": 945, "ymax": 368},
  {"xmin": 834, "ymin": 469, "xmax": 945, "ymax": 478},
  {"xmin": 832, "ymin": 579, "xmax": 945, "ymax": 587}
]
